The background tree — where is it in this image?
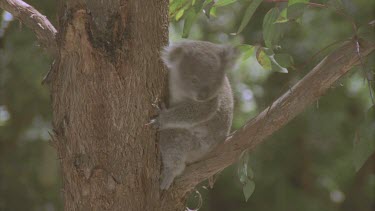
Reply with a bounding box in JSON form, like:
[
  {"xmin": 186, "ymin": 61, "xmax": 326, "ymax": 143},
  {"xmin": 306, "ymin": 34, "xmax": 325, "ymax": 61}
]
[{"xmin": 0, "ymin": 0, "xmax": 374, "ymax": 210}]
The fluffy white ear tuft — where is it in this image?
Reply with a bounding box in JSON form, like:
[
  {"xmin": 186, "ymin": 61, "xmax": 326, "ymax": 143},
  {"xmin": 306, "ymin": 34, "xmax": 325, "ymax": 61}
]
[{"xmin": 161, "ymin": 44, "xmax": 185, "ymax": 69}]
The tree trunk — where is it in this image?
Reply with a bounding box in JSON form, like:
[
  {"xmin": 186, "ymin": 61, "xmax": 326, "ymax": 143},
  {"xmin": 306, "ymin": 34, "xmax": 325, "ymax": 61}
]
[{"xmin": 48, "ymin": 0, "xmax": 177, "ymax": 210}]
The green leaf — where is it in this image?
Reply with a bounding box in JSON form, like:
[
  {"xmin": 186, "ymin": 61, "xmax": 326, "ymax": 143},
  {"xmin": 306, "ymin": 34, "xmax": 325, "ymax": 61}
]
[
  {"xmin": 256, "ymin": 48, "xmax": 272, "ymax": 70},
  {"xmin": 236, "ymin": 0, "xmax": 263, "ymax": 34},
  {"xmin": 210, "ymin": 7, "xmax": 217, "ymax": 17},
  {"xmin": 275, "ymin": 9, "xmax": 289, "ymax": 23},
  {"xmin": 288, "ymin": 0, "xmax": 308, "ymax": 6},
  {"xmin": 280, "ymin": 8, "xmax": 287, "ymax": 19},
  {"xmin": 239, "ymin": 173, "xmax": 247, "ymax": 183},
  {"xmin": 194, "ymin": 0, "xmax": 205, "ymax": 13},
  {"xmin": 353, "ymin": 106, "xmax": 375, "ymax": 171},
  {"xmin": 238, "ymin": 44, "xmax": 255, "ymax": 61},
  {"xmin": 204, "ymin": 0, "xmax": 215, "ymax": 18},
  {"xmin": 274, "ymin": 53, "xmax": 294, "ymax": 68},
  {"xmin": 247, "ymin": 166, "xmax": 254, "ymax": 179},
  {"xmin": 215, "ymin": 0, "xmax": 237, "ymax": 7},
  {"xmin": 262, "ymin": 47, "xmax": 274, "ymax": 55},
  {"xmin": 258, "ymin": 48, "xmax": 289, "ymax": 73},
  {"xmin": 269, "ymin": 54, "xmax": 289, "ymax": 73},
  {"xmin": 263, "ymin": 8, "xmax": 281, "ymax": 48},
  {"xmin": 243, "ymin": 180, "xmax": 255, "ymax": 202},
  {"xmin": 287, "ymin": 3, "xmax": 306, "ymax": 20},
  {"xmin": 175, "ymin": 9, "xmax": 185, "ymax": 21},
  {"xmin": 170, "ymin": 0, "xmax": 189, "ymax": 17},
  {"xmin": 182, "ymin": 8, "xmax": 199, "ymax": 38}
]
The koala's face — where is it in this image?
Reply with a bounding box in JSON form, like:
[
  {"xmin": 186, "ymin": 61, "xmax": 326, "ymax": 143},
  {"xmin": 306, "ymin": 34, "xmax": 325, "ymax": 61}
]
[
  {"xmin": 162, "ymin": 41, "xmax": 238, "ymax": 102},
  {"xmin": 177, "ymin": 52, "xmax": 224, "ymax": 101}
]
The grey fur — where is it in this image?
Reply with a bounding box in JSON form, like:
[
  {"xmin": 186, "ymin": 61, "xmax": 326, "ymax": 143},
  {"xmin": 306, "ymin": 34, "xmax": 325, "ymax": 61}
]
[{"xmin": 156, "ymin": 40, "xmax": 238, "ymax": 190}]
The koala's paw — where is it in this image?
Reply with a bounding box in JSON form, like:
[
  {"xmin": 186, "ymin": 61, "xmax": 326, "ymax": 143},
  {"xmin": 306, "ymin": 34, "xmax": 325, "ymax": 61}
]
[{"xmin": 145, "ymin": 99, "xmax": 166, "ymax": 129}]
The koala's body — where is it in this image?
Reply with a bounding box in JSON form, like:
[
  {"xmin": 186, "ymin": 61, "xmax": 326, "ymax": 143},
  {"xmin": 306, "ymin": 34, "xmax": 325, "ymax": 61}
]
[{"xmin": 156, "ymin": 40, "xmax": 238, "ymax": 190}]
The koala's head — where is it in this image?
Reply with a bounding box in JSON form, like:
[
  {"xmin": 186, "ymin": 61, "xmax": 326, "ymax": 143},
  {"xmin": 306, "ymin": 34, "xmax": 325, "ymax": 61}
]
[{"xmin": 162, "ymin": 40, "xmax": 239, "ymax": 102}]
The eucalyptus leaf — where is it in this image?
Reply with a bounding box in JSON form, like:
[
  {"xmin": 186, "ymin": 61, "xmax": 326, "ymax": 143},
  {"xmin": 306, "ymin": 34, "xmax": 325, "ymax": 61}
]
[
  {"xmin": 236, "ymin": 0, "xmax": 263, "ymax": 34},
  {"xmin": 210, "ymin": 7, "xmax": 217, "ymax": 17},
  {"xmin": 182, "ymin": 8, "xmax": 199, "ymax": 38},
  {"xmin": 256, "ymin": 48, "xmax": 272, "ymax": 70},
  {"xmin": 243, "ymin": 180, "xmax": 255, "ymax": 202},
  {"xmin": 287, "ymin": 3, "xmax": 306, "ymax": 20},
  {"xmin": 170, "ymin": 0, "xmax": 189, "ymax": 17},
  {"xmin": 238, "ymin": 44, "xmax": 255, "ymax": 61},
  {"xmin": 215, "ymin": 0, "xmax": 237, "ymax": 7},
  {"xmin": 175, "ymin": 9, "xmax": 185, "ymax": 21},
  {"xmin": 269, "ymin": 54, "xmax": 289, "ymax": 73},
  {"xmin": 274, "ymin": 53, "xmax": 294, "ymax": 68},
  {"xmin": 257, "ymin": 48, "xmax": 289, "ymax": 73},
  {"xmin": 194, "ymin": 0, "xmax": 205, "ymax": 13},
  {"xmin": 247, "ymin": 166, "xmax": 254, "ymax": 179},
  {"xmin": 263, "ymin": 8, "xmax": 281, "ymax": 48},
  {"xmin": 262, "ymin": 47, "xmax": 274, "ymax": 55},
  {"xmin": 280, "ymin": 8, "xmax": 287, "ymax": 19},
  {"xmin": 275, "ymin": 9, "xmax": 289, "ymax": 23},
  {"xmin": 239, "ymin": 174, "xmax": 247, "ymax": 183},
  {"xmin": 204, "ymin": 0, "xmax": 215, "ymax": 18},
  {"xmin": 353, "ymin": 106, "xmax": 375, "ymax": 171}
]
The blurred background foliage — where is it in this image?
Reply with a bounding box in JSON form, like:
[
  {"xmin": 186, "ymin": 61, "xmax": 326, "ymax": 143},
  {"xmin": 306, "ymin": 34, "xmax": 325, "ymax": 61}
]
[{"xmin": 0, "ymin": 0, "xmax": 374, "ymax": 210}]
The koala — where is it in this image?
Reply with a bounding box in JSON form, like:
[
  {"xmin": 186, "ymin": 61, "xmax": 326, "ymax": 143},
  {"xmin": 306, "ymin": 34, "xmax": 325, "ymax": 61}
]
[{"xmin": 153, "ymin": 40, "xmax": 239, "ymax": 190}]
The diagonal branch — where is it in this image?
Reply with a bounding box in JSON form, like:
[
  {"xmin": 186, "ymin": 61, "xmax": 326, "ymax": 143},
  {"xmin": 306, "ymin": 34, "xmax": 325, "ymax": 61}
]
[
  {"xmin": 173, "ymin": 40, "xmax": 375, "ymax": 193},
  {"xmin": 0, "ymin": 0, "xmax": 57, "ymax": 54}
]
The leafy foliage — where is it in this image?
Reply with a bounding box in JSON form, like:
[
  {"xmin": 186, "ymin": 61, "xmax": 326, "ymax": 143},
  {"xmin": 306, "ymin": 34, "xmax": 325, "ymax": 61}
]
[
  {"xmin": 236, "ymin": 0, "xmax": 263, "ymax": 35},
  {"xmin": 238, "ymin": 152, "xmax": 256, "ymax": 201}
]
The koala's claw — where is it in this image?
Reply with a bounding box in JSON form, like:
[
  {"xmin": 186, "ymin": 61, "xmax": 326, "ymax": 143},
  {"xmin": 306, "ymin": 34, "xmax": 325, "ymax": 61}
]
[
  {"xmin": 145, "ymin": 117, "xmax": 160, "ymax": 129},
  {"xmin": 151, "ymin": 98, "xmax": 166, "ymax": 112},
  {"xmin": 152, "ymin": 102, "xmax": 166, "ymax": 113},
  {"xmin": 146, "ymin": 98, "xmax": 165, "ymax": 128},
  {"xmin": 152, "ymin": 102, "xmax": 161, "ymax": 112}
]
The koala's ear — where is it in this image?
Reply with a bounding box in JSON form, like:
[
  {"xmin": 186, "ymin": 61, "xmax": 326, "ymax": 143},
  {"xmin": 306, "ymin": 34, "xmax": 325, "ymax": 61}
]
[
  {"xmin": 220, "ymin": 45, "xmax": 240, "ymax": 70},
  {"xmin": 161, "ymin": 45, "xmax": 184, "ymax": 68}
]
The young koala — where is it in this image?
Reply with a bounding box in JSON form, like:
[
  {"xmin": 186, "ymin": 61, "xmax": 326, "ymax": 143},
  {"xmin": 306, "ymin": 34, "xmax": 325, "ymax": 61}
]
[{"xmin": 154, "ymin": 40, "xmax": 239, "ymax": 190}]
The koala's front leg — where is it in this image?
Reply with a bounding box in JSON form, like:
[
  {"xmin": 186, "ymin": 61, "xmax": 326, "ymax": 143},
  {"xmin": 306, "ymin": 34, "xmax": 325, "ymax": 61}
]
[
  {"xmin": 146, "ymin": 99, "xmax": 167, "ymax": 128},
  {"xmin": 158, "ymin": 97, "xmax": 219, "ymax": 129}
]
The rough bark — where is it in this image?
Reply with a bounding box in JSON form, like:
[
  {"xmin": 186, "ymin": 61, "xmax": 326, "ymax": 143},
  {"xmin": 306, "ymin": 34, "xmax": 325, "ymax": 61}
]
[{"xmin": 48, "ymin": 0, "xmax": 171, "ymax": 210}]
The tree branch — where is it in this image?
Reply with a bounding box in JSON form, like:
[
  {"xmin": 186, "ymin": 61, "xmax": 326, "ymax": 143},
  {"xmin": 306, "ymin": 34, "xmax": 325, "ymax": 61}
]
[
  {"xmin": 0, "ymin": 0, "xmax": 57, "ymax": 54},
  {"xmin": 174, "ymin": 40, "xmax": 375, "ymax": 193}
]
